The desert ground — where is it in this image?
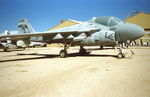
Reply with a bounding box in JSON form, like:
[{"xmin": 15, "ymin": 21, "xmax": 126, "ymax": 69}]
[{"xmin": 0, "ymin": 46, "xmax": 150, "ymax": 97}]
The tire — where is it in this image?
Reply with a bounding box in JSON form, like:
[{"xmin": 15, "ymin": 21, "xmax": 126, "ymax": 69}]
[
  {"xmin": 100, "ymin": 46, "xmax": 103, "ymax": 49},
  {"xmin": 118, "ymin": 53, "xmax": 125, "ymax": 59},
  {"xmin": 79, "ymin": 48, "xmax": 86, "ymax": 55},
  {"xmin": 59, "ymin": 50, "xmax": 67, "ymax": 58},
  {"xmin": 4, "ymin": 48, "xmax": 7, "ymax": 52}
]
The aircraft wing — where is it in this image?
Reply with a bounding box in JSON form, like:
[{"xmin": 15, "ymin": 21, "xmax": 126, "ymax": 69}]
[{"xmin": 0, "ymin": 28, "xmax": 100, "ymax": 43}]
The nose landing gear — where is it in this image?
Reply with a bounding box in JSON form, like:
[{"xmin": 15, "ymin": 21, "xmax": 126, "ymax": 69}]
[{"xmin": 115, "ymin": 47, "xmax": 125, "ymax": 58}]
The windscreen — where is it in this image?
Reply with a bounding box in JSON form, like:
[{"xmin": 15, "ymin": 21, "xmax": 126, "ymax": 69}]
[{"xmin": 95, "ymin": 16, "xmax": 122, "ymax": 26}]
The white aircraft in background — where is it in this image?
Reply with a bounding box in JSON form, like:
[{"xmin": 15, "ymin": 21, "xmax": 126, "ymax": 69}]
[
  {"xmin": 0, "ymin": 20, "xmax": 46, "ymax": 51},
  {"xmin": 29, "ymin": 42, "xmax": 47, "ymax": 47},
  {"xmin": 0, "ymin": 30, "xmax": 27, "ymax": 51}
]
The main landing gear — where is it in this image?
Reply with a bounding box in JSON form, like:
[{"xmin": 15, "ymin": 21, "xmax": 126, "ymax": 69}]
[
  {"xmin": 4, "ymin": 48, "xmax": 8, "ymax": 52},
  {"xmin": 59, "ymin": 44, "xmax": 68, "ymax": 58},
  {"xmin": 79, "ymin": 46, "xmax": 86, "ymax": 55},
  {"xmin": 100, "ymin": 46, "xmax": 103, "ymax": 49},
  {"xmin": 59, "ymin": 45, "xmax": 87, "ymax": 58},
  {"xmin": 59, "ymin": 50, "xmax": 67, "ymax": 58}
]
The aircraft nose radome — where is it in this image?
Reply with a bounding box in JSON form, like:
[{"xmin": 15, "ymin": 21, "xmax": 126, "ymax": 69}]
[
  {"xmin": 130, "ymin": 23, "xmax": 145, "ymax": 39},
  {"xmin": 116, "ymin": 22, "xmax": 145, "ymax": 42}
]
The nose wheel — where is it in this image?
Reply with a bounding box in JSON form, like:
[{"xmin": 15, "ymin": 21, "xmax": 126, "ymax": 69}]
[
  {"xmin": 117, "ymin": 53, "xmax": 125, "ymax": 58},
  {"xmin": 115, "ymin": 47, "xmax": 125, "ymax": 58}
]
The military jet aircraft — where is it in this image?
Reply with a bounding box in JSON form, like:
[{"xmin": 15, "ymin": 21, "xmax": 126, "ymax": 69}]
[{"xmin": 0, "ymin": 16, "xmax": 145, "ymax": 58}]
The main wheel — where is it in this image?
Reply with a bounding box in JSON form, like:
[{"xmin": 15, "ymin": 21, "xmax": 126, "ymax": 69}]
[
  {"xmin": 59, "ymin": 50, "xmax": 67, "ymax": 58},
  {"xmin": 4, "ymin": 48, "xmax": 7, "ymax": 52},
  {"xmin": 79, "ymin": 48, "xmax": 86, "ymax": 55},
  {"xmin": 100, "ymin": 46, "xmax": 103, "ymax": 49}
]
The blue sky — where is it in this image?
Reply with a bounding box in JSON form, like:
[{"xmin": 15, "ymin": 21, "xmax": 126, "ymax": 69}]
[{"xmin": 0, "ymin": 0, "xmax": 149, "ymax": 33}]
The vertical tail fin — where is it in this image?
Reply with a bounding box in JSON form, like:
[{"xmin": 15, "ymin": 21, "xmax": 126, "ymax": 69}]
[
  {"xmin": 4, "ymin": 30, "xmax": 11, "ymax": 43},
  {"xmin": 18, "ymin": 19, "xmax": 35, "ymax": 33}
]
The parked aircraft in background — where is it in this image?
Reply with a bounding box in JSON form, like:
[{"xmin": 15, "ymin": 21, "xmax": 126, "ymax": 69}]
[
  {"xmin": 0, "ymin": 30, "xmax": 27, "ymax": 51},
  {"xmin": 0, "ymin": 19, "xmax": 41, "ymax": 51},
  {"xmin": 29, "ymin": 42, "xmax": 47, "ymax": 48},
  {"xmin": 0, "ymin": 17, "xmax": 145, "ymax": 58},
  {"xmin": 0, "ymin": 30, "xmax": 46, "ymax": 51}
]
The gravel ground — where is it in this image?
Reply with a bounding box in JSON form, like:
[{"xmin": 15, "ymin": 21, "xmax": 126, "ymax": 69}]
[{"xmin": 0, "ymin": 46, "xmax": 150, "ymax": 97}]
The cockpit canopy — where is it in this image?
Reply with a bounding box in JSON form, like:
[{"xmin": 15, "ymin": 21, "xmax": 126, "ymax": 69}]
[{"xmin": 94, "ymin": 16, "xmax": 122, "ymax": 26}]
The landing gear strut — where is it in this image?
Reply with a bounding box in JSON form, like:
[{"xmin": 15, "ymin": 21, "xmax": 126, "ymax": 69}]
[
  {"xmin": 4, "ymin": 48, "xmax": 8, "ymax": 52},
  {"xmin": 100, "ymin": 46, "xmax": 103, "ymax": 49},
  {"xmin": 79, "ymin": 46, "xmax": 86, "ymax": 55},
  {"xmin": 59, "ymin": 44, "xmax": 68, "ymax": 58}
]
